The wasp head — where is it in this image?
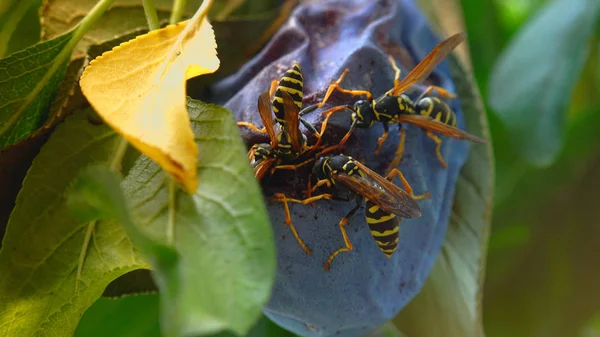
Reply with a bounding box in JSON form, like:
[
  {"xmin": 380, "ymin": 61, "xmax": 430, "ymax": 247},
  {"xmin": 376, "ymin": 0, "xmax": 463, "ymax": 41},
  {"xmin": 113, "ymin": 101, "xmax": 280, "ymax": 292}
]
[
  {"xmin": 312, "ymin": 156, "xmax": 331, "ymax": 181},
  {"xmin": 249, "ymin": 143, "xmax": 273, "ymax": 165},
  {"xmin": 351, "ymin": 100, "xmax": 375, "ymax": 128}
]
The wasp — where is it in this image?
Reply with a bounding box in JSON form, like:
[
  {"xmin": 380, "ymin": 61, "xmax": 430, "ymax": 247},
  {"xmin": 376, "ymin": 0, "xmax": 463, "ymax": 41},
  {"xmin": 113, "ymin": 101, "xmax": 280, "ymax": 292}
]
[
  {"xmin": 312, "ymin": 32, "xmax": 487, "ymax": 169},
  {"xmin": 273, "ymin": 155, "xmax": 430, "ymax": 270},
  {"xmin": 239, "ymin": 91, "xmax": 316, "ymax": 255},
  {"xmin": 238, "ymin": 63, "xmax": 323, "ymax": 180},
  {"xmin": 238, "ymin": 63, "xmax": 319, "ymax": 142},
  {"xmin": 237, "ymin": 65, "xmax": 332, "ymax": 256},
  {"xmin": 246, "ymin": 91, "xmax": 317, "ymax": 177}
]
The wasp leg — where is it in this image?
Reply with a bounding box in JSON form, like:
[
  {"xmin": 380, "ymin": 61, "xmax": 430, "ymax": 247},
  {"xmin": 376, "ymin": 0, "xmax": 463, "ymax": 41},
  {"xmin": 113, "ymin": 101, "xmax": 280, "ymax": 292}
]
[
  {"xmin": 272, "ymin": 157, "xmax": 316, "ymax": 172},
  {"xmin": 316, "ymin": 69, "xmax": 373, "ymax": 108},
  {"xmin": 237, "ymin": 122, "xmax": 267, "ymax": 133},
  {"xmin": 273, "ymin": 193, "xmax": 333, "ymax": 255},
  {"xmin": 269, "ymin": 79, "xmax": 279, "ymax": 98},
  {"xmin": 299, "ymin": 104, "xmax": 319, "ymax": 116},
  {"xmin": 374, "ymin": 123, "xmax": 390, "ymax": 155},
  {"xmin": 306, "ymin": 178, "xmax": 331, "ymax": 207},
  {"xmin": 374, "ymin": 130, "xmax": 388, "ymax": 155},
  {"xmin": 425, "ymin": 130, "xmax": 448, "ymax": 168},
  {"xmin": 387, "ymin": 55, "xmax": 402, "ymax": 87},
  {"xmin": 314, "ymin": 106, "xmax": 356, "ymax": 156},
  {"xmin": 387, "ymin": 127, "xmax": 406, "ymax": 171},
  {"xmin": 310, "ymin": 105, "xmax": 351, "ymax": 152},
  {"xmin": 247, "ymin": 146, "xmax": 256, "ymax": 160},
  {"xmin": 386, "ymin": 168, "xmax": 431, "ymax": 200},
  {"xmin": 300, "ymin": 118, "xmax": 321, "ymax": 139},
  {"xmin": 317, "ymin": 69, "xmax": 348, "ymax": 108},
  {"xmin": 415, "ymin": 85, "xmax": 457, "ymax": 102},
  {"xmin": 298, "ymin": 105, "xmax": 322, "ymax": 139},
  {"xmin": 315, "ymin": 128, "xmax": 353, "ymax": 156},
  {"xmin": 324, "ymin": 199, "xmax": 362, "ymax": 271},
  {"xmin": 272, "ymin": 193, "xmax": 333, "ymax": 205},
  {"xmin": 273, "ymin": 193, "xmax": 312, "ymax": 255},
  {"xmin": 309, "ymin": 178, "xmax": 331, "ymax": 194},
  {"xmin": 315, "ymin": 125, "xmax": 354, "ymax": 157},
  {"xmin": 300, "ymin": 106, "xmax": 321, "ymax": 140}
]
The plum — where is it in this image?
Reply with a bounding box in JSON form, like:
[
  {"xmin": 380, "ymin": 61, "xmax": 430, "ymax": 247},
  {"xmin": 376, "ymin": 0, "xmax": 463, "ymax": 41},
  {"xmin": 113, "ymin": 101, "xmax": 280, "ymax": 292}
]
[{"xmin": 210, "ymin": 0, "xmax": 470, "ymax": 336}]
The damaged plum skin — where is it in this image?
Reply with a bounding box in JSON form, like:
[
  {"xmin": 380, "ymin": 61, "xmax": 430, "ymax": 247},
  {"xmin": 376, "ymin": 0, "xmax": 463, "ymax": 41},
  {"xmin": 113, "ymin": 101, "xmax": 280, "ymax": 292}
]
[{"xmin": 210, "ymin": 0, "xmax": 470, "ymax": 336}]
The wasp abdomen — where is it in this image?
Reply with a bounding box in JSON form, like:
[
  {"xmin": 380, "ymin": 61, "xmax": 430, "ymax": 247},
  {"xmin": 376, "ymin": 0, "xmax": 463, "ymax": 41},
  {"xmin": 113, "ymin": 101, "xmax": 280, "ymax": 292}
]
[
  {"xmin": 272, "ymin": 63, "xmax": 304, "ymax": 124},
  {"xmin": 365, "ymin": 201, "xmax": 399, "ymax": 257},
  {"xmin": 275, "ymin": 131, "xmax": 306, "ymax": 161},
  {"xmin": 416, "ymin": 97, "xmax": 456, "ymax": 126}
]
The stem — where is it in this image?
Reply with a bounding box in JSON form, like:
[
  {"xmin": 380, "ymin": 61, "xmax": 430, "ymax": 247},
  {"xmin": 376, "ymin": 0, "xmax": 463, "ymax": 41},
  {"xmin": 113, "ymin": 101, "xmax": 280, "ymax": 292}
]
[
  {"xmin": 167, "ymin": 179, "xmax": 176, "ymax": 244},
  {"xmin": 109, "ymin": 137, "xmax": 129, "ymax": 171},
  {"xmin": 142, "ymin": 0, "xmax": 160, "ymax": 30},
  {"xmin": 215, "ymin": 0, "xmax": 244, "ymax": 20},
  {"xmin": 77, "ymin": 135, "xmax": 128, "ymax": 292},
  {"xmin": 170, "ymin": 0, "xmax": 187, "ymax": 24},
  {"xmin": 76, "ymin": 220, "xmax": 97, "ymax": 293},
  {"xmin": 0, "ymin": 0, "xmax": 118, "ymax": 137}
]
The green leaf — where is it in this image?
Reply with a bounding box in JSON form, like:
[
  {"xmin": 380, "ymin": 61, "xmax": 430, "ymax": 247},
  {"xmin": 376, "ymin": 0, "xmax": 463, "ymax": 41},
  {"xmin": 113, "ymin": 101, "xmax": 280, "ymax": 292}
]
[
  {"xmin": 67, "ymin": 165, "xmax": 181, "ymax": 336},
  {"xmin": 0, "ymin": 100, "xmax": 275, "ymax": 336},
  {"xmin": 75, "ymin": 294, "xmax": 161, "ymax": 337},
  {"xmin": 67, "ymin": 165, "xmax": 176, "ymax": 260},
  {"xmin": 395, "ymin": 52, "xmax": 494, "ymax": 336},
  {"xmin": 0, "ymin": 32, "xmax": 73, "ymax": 149},
  {"xmin": 488, "ymin": 0, "xmax": 600, "ymax": 167},
  {"xmin": 0, "ymin": 56, "xmax": 96, "ymax": 229},
  {"xmin": 0, "ymin": 0, "xmax": 42, "ymax": 57},
  {"xmin": 120, "ymin": 99, "xmax": 275, "ymax": 336},
  {"xmin": 0, "ymin": 110, "xmax": 147, "ymax": 337}
]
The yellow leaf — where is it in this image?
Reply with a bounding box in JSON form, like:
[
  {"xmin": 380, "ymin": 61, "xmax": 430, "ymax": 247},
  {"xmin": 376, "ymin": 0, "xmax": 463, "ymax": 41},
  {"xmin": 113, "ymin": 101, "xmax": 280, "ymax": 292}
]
[{"xmin": 79, "ymin": 1, "xmax": 220, "ymax": 194}]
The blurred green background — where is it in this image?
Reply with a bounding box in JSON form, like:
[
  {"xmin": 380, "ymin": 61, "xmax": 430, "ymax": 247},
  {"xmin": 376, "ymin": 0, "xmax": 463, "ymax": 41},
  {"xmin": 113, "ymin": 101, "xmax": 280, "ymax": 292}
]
[
  {"xmin": 3, "ymin": 0, "xmax": 599, "ymax": 336},
  {"xmin": 465, "ymin": 0, "xmax": 600, "ymax": 337}
]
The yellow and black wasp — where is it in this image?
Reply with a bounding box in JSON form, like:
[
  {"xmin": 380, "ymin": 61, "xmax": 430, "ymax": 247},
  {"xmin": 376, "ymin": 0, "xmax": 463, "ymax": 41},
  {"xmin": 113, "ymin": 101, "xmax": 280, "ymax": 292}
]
[
  {"xmin": 238, "ymin": 91, "xmax": 315, "ymax": 255},
  {"xmin": 245, "ymin": 91, "xmax": 316, "ymax": 178},
  {"xmin": 236, "ymin": 64, "xmax": 333, "ymax": 255},
  {"xmin": 238, "ymin": 63, "xmax": 319, "ymax": 141},
  {"xmin": 312, "ymin": 32, "xmax": 487, "ymax": 169},
  {"xmin": 273, "ymin": 155, "xmax": 430, "ymax": 270},
  {"xmin": 237, "ymin": 63, "xmax": 322, "ymax": 180}
]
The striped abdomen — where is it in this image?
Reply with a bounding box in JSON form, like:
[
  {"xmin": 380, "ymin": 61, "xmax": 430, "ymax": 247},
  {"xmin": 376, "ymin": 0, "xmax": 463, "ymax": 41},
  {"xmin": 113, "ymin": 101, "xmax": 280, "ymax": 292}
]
[
  {"xmin": 365, "ymin": 200, "xmax": 400, "ymax": 257},
  {"xmin": 274, "ymin": 130, "xmax": 305, "ymax": 161},
  {"xmin": 416, "ymin": 97, "xmax": 457, "ymax": 127},
  {"xmin": 272, "ymin": 63, "xmax": 304, "ymax": 126}
]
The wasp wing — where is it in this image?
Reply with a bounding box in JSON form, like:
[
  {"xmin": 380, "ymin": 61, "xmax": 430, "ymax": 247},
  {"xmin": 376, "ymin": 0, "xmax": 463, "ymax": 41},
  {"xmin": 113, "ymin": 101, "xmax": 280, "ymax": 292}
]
[
  {"xmin": 333, "ymin": 161, "xmax": 421, "ymax": 219},
  {"xmin": 253, "ymin": 157, "xmax": 276, "ymax": 180},
  {"xmin": 386, "ymin": 33, "xmax": 466, "ymax": 97},
  {"xmin": 398, "ymin": 114, "xmax": 487, "ymax": 143},
  {"xmin": 280, "ymin": 91, "xmax": 303, "ymax": 153},
  {"xmin": 257, "ymin": 91, "xmax": 278, "ymax": 148}
]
